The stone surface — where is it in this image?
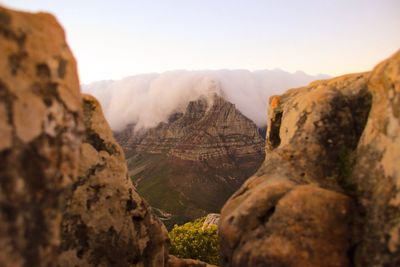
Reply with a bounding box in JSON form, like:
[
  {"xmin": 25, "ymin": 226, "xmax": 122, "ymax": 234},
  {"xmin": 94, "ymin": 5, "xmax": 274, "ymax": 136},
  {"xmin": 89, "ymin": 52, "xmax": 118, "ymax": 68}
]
[
  {"xmin": 0, "ymin": 6, "xmax": 81, "ymax": 267},
  {"xmin": 167, "ymin": 255, "xmax": 218, "ymax": 267},
  {"xmin": 58, "ymin": 95, "xmax": 169, "ymax": 267},
  {"xmin": 221, "ymin": 181, "xmax": 352, "ymax": 267},
  {"xmin": 202, "ymin": 213, "xmax": 220, "ymax": 230},
  {"xmin": 2, "ymin": 5, "xmax": 400, "ymax": 267},
  {"xmin": 115, "ymin": 95, "xmax": 265, "ymax": 227},
  {"xmin": 220, "ymin": 51, "xmax": 400, "ymax": 266},
  {"xmin": 350, "ymin": 51, "xmax": 400, "ymax": 266}
]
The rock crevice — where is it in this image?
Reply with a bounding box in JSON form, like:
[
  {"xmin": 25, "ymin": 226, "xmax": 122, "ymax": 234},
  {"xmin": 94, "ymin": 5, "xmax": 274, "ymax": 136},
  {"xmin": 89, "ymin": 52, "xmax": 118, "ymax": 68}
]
[{"xmin": 220, "ymin": 51, "xmax": 400, "ymax": 267}]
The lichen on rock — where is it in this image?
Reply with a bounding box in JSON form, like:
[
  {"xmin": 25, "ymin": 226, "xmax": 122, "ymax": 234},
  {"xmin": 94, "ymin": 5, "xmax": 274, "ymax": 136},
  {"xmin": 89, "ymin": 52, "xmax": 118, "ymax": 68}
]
[
  {"xmin": 0, "ymin": 6, "xmax": 81, "ymax": 267},
  {"xmin": 220, "ymin": 51, "xmax": 400, "ymax": 267}
]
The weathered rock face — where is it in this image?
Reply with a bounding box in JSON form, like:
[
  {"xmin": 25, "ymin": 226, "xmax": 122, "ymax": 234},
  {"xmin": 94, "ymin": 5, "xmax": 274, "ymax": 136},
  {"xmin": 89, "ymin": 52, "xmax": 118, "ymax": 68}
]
[
  {"xmin": 220, "ymin": 51, "xmax": 400, "ymax": 267},
  {"xmin": 351, "ymin": 51, "xmax": 400, "ymax": 266},
  {"xmin": 0, "ymin": 6, "xmax": 81, "ymax": 267},
  {"xmin": 117, "ymin": 95, "xmax": 264, "ymax": 161},
  {"xmin": 58, "ymin": 95, "xmax": 169, "ymax": 267},
  {"xmin": 115, "ymin": 95, "xmax": 265, "ymax": 227},
  {"xmin": 0, "ymin": 6, "xmax": 171, "ymax": 267}
]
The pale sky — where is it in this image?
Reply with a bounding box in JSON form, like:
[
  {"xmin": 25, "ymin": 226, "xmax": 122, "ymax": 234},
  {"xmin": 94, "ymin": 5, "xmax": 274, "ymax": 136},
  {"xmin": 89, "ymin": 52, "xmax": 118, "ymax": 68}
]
[{"xmin": 1, "ymin": 0, "xmax": 399, "ymax": 84}]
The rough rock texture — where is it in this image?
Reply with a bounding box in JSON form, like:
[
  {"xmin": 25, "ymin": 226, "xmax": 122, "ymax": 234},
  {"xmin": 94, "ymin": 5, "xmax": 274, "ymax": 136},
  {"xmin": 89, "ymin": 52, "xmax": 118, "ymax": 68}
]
[
  {"xmin": 167, "ymin": 255, "xmax": 218, "ymax": 267},
  {"xmin": 350, "ymin": 51, "xmax": 400, "ymax": 266},
  {"xmin": 220, "ymin": 51, "xmax": 400, "ymax": 266},
  {"xmin": 201, "ymin": 213, "xmax": 220, "ymax": 230},
  {"xmin": 0, "ymin": 6, "xmax": 171, "ymax": 267},
  {"xmin": 58, "ymin": 95, "xmax": 169, "ymax": 267},
  {"xmin": 118, "ymin": 95, "xmax": 264, "ymax": 161},
  {"xmin": 0, "ymin": 6, "xmax": 81, "ymax": 267},
  {"xmin": 115, "ymin": 95, "xmax": 265, "ymax": 227}
]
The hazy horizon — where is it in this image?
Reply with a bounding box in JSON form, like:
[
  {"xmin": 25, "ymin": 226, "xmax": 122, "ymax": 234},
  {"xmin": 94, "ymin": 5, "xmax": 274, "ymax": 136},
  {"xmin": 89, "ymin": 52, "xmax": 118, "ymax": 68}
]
[
  {"xmin": 1, "ymin": 0, "xmax": 399, "ymax": 84},
  {"xmin": 81, "ymin": 67, "xmax": 331, "ymax": 86}
]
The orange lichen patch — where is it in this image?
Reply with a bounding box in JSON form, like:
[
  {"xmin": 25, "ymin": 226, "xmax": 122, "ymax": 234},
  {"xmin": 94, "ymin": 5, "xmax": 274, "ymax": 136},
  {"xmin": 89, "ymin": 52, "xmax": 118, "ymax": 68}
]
[{"xmin": 270, "ymin": 96, "xmax": 280, "ymax": 110}]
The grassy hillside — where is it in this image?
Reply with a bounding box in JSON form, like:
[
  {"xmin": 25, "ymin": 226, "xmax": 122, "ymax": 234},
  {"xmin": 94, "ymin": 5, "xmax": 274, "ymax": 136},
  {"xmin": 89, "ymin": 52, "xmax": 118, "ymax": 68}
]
[{"xmin": 126, "ymin": 152, "xmax": 262, "ymax": 228}]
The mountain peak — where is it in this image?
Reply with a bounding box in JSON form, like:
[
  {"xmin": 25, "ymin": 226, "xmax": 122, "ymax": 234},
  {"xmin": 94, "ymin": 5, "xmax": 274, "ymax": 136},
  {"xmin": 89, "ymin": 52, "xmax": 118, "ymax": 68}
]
[{"xmin": 114, "ymin": 96, "xmax": 265, "ymax": 225}]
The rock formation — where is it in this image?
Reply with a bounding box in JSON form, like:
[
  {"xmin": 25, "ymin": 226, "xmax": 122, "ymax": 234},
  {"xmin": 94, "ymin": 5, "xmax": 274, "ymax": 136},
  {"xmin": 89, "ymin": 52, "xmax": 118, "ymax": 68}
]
[
  {"xmin": 168, "ymin": 255, "xmax": 218, "ymax": 267},
  {"xmin": 0, "ymin": 6, "xmax": 81, "ymax": 266},
  {"xmin": 1, "ymin": 5, "xmax": 400, "ymax": 267},
  {"xmin": 202, "ymin": 214, "xmax": 220, "ymax": 230},
  {"xmin": 351, "ymin": 51, "xmax": 400, "ymax": 266},
  {"xmin": 115, "ymin": 95, "xmax": 265, "ymax": 227},
  {"xmin": 0, "ymin": 6, "xmax": 170, "ymax": 267},
  {"xmin": 219, "ymin": 51, "xmax": 400, "ymax": 266},
  {"xmin": 118, "ymin": 95, "xmax": 264, "ymax": 161},
  {"xmin": 58, "ymin": 95, "xmax": 169, "ymax": 267}
]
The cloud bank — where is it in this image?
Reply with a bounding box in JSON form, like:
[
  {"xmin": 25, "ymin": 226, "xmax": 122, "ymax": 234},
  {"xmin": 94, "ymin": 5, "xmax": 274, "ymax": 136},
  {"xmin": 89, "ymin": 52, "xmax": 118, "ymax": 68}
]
[{"xmin": 82, "ymin": 70, "xmax": 329, "ymax": 131}]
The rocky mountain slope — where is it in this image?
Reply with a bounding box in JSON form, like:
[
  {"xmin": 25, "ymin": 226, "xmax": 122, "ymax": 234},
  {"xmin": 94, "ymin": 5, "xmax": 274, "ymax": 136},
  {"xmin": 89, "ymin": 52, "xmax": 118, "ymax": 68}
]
[{"xmin": 115, "ymin": 95, "xmax": 265, "ymax": 226}]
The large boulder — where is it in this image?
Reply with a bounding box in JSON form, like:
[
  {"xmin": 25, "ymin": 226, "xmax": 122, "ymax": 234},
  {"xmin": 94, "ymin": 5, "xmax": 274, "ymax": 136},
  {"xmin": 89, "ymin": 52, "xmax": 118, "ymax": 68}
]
[
  {"xmin": 0, "ymin": 6, "xmax": 81, "ymax": 267},
  {"xmin": 351, "ymin": 51, "xmax": 400, "ymax": 266},
  {"xmin": 0, "ymin": 6, "xmax": 170, "ymax": 267},
  {"xmin": 58, "ymin": 95, "xmax": 169, "ymax": 267},
  {"xmin": 220, "ymin": 51, "xmax": 400, "ymax": 266}
]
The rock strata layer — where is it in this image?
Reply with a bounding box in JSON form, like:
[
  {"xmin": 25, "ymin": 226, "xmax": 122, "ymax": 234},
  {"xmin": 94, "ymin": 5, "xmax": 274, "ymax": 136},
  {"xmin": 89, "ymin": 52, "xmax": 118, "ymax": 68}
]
[
  {"xmin": 117, "ymin": 95, "xmax": 264, "ymax": 162},
  {"xmin": 220, "ymin": 51, "xmax": 400, "ymax": 266}
]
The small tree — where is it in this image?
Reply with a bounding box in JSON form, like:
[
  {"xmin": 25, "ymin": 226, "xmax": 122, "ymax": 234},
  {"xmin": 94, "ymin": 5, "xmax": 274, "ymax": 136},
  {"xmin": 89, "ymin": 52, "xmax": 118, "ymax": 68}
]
[{"xmin": 169, "ymin": 217, "xmax": 220, "ymax": 265}]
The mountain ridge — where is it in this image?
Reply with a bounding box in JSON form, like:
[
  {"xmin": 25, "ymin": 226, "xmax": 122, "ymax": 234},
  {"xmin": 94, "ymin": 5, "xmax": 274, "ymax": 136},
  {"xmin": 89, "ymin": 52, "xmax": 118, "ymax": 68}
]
[{"xmin": 114, "ymin": 95, "xmax": 265, "ymax": 226}]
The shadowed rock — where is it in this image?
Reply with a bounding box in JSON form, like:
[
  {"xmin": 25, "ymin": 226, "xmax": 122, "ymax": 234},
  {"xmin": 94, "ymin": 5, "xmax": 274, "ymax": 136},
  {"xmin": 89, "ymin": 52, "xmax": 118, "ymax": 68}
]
[
  {"xmin": 0, "ymin": 6, "xmax": 81, "ymax": 267},
  {"xmin": 57, "ymin": 95, "xmax": 169, "ymax": 267},
  {"xmin": 0, "ymin": 6, "xmax": 171, "ymax": 267},
  {"xmin": 220, "ymin": 51, "xmax": 400, "ymax": 266},
  {"xmin": 351, "ymin": 51, "xmax": 400, "ymax": 266}
]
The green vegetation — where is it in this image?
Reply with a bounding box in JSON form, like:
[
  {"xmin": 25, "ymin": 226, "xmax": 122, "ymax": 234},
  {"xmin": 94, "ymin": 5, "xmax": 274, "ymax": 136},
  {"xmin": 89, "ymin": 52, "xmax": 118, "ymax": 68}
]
[
  {"xmin": 128, "ymin": 154, "xmax": 187, "ymax": 214},
  {"xmin": 169, "ymin": 217, "xmax": 220, "ymax": 265}
]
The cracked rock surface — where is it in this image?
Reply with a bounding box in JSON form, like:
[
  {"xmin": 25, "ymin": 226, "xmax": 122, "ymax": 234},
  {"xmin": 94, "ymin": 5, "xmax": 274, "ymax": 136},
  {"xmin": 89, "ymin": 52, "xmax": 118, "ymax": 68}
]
[
  {"xmin": 0, "ymin": 6, "xmax": 170, "ymax": 267},
  {"xmin": 220, "ymin": 51, "xmax": 400, "ymax": 267},
  {"xmin": 57, "ymin": 95, "xmax": 169, "ymax": 267},
  {"xmin": 0, "ymin": 6, "xmax": 81, "ymax": 267}
]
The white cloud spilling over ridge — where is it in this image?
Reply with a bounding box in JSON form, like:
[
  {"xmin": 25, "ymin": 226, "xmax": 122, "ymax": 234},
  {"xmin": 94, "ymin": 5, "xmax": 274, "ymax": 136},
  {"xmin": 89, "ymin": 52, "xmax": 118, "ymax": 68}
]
[{"xmin": 82, "ymin": 70, "xmax": 329, "ymax": 131}]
